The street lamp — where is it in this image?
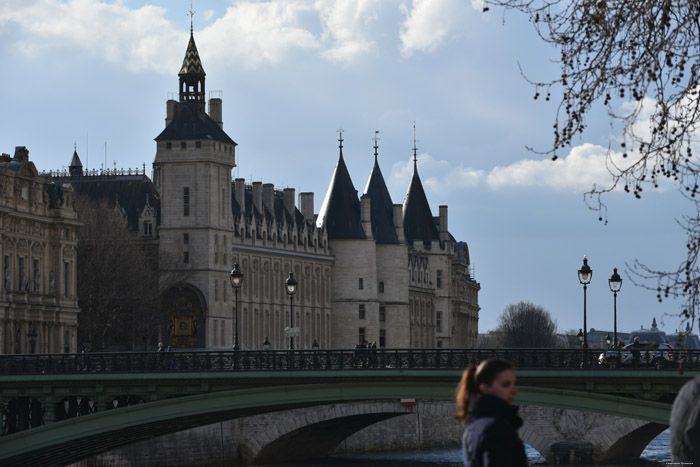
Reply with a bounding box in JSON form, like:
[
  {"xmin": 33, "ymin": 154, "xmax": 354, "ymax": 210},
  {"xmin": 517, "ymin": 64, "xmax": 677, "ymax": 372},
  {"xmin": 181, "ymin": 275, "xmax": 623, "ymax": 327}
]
[
  {"xmin": 312, "ymin": 339, "xmax": 320, "ymax": 350},
  {"xmin": 27, "ymin": 327, "xmax": 38, "ymax": 354},
  {"xmin": 285, "ymin": 271, "xmax": 297, "ymax": 350},
  {"xmin": 577, "ymin": 329, "xmax": 584, "ymax": 345},
  {"xmin": 230, "ymin": 263, "xmax": 244, "ymax": 350},
  {"xmin": 608, "ymin": 267, "xmax": 623, "ymax": 348},
  {"xmin": 263, "ymin": 336, "xmax": 271, "ymax": 351},
  {"xmin": 605, "ymin": 333, "xmax": 612, "ymax": 347},
  {"xmin": 577, "ymin": 256, "xmax": 592, "ymax": 349}
]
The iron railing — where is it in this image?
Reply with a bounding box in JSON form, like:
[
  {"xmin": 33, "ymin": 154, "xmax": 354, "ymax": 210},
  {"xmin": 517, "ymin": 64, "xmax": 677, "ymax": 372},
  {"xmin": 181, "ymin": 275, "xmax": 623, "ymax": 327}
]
[{"xmin": 2, "ymin": 348, "xmax": 700, "ymax": 374}]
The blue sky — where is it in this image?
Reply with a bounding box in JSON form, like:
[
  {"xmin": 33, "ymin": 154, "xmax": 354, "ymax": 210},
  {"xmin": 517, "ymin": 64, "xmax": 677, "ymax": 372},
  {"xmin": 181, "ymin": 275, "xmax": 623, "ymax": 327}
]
[{"xmin": 0, "ymin": 0, "xmax": 689, "ymax": 335}]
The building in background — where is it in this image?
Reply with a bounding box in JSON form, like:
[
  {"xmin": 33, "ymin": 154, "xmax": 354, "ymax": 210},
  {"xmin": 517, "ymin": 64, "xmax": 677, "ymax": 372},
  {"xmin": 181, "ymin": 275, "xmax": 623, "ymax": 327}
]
[
  {"xmin": 0, "ymin": 146, "xmax": 80, "ymax": 354},
  {"xmin": 49, "ymin": 28, "xmax": 479, "ymax": 351}
]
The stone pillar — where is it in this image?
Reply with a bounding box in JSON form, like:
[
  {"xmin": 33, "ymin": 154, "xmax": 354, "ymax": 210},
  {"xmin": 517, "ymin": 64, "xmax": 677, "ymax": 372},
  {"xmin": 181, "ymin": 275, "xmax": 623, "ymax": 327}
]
[
  {"xmin": 252, "ymin": 182, "xmax": 262, "ymax": 214},
  {"xmin": 165, "ymin": 100, "xmax": 178, "ymax": 128},
  {"xmin": 235, "ymin": 178, "xmax": 246, "ymax": 215},
  {"xmin": 43, "ymin": 394, "xmax": 55, "ymax": 423},
  {"xmin": 361, "ymin": 195, "xmax": 372, "ymax": 240},
  {"xmin": 208, "ymin": 98, "xmax": 223, "ymax": 128},
  {"xmin": 283, "ymin": 188, "xmax": 295, "ymax": 217},
  {"xmin": 393, "ymin": 204, "xmax": 404, "ymax": 243},
  {"xmin": 300, "ymin": 192, "xmax": 314, "ymax": 221},
  {"xmin": 438, "ymin": 205, "xmax": 448, "ymax": 242},
  {"xmin": 262, "ymin": 184, "xmax": 275, "ymax": 215}
]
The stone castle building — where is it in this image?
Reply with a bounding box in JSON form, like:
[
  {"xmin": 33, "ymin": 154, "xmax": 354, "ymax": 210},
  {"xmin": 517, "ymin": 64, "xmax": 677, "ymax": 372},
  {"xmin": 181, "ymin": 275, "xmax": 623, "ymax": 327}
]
[
  {"xmin": 0, "ymin": 146, "xmax": 80, "ymax": 354},
  {"xmin": 53, "ymin": 29, "xmax": 480, "ymax": 351}
]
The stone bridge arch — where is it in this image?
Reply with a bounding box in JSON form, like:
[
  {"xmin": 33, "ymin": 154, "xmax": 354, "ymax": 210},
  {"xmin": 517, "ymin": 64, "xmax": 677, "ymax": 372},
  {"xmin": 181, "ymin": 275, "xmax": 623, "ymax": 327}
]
[
  {"xmin": 518, "ymin": 406, "xmax": 667, "ymax": 464},
  {"xmin": 240, "ymin": 401, "xmax": 454, "ymax": 464}
]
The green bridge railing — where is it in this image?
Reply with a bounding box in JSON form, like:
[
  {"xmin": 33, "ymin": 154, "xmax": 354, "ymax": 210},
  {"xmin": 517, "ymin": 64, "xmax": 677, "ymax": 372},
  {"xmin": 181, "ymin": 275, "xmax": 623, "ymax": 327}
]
[{"xmin": 2, "ymin": 347, "xmax": 700, "ymax": 374}]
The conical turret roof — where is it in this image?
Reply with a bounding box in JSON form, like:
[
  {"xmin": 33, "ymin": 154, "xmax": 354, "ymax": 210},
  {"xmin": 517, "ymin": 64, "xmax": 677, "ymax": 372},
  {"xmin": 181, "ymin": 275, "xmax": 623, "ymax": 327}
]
[
  {"xmin": 402, "ymin": 161, "xmax": 439, "ymax": 246},
  {"xmin": 317, "ymin": 148, "xmax": 366, "ymax": 240},
  {"xmin": 179, "ymin": 33, "xmax": 205, "ymax": 76},
  {"xmin": 69, "ymin": 149, "xmax": 82, "ymax": 169},
  {"xmin": 363, "ymin": 153, "xmax": 398, "ymax": 244}
]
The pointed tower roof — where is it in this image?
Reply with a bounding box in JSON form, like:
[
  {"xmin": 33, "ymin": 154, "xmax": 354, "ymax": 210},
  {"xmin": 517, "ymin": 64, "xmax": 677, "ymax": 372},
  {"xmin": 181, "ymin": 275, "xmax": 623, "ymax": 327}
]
[
  {"xmin": 402, "ymin": 132, "xmax": 440, "ymax": 246},
  {"xmin": 316, "ymin": 133, "xmax": 366, "ymax": 240},
  {"xmin": 363, "ymin": 132, "xmax": 398, "ymax": 244},
  {"xmin": 69, "ymin": 146, "xmax": 82, "ymax": 170},
  {"xmin": 179, "ymin": 32, "xmax": 206, "ymax": 77},
  {"xmin": 69, "ymin": 145, "xmax": 83, "ymax": 177}
]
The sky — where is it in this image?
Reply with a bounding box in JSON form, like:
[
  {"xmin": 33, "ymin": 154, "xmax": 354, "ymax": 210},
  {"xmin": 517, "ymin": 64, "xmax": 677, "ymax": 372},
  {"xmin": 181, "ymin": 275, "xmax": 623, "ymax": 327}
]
[{"xmin": 0, "ymin": 0, "xmax": 691, "ymax": 336}]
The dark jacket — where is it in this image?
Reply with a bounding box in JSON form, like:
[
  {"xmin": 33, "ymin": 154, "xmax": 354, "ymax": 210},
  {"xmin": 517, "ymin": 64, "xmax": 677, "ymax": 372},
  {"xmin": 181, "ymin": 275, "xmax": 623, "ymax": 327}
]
[
  {"xmin": 671, "ymin": 375, "xmax": 700, "ymax": 464},
  {"xmin": 462, "ymin": 394, "xmax": 528, "ymax": 467}
]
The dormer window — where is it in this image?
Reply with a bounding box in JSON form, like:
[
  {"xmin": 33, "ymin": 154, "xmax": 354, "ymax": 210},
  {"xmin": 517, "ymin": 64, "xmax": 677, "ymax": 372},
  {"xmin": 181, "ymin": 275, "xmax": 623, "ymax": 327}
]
[
  {"xmin": 166, "ymin": 142, "xmax": 172, "ymax": 150},
  {"xmin": 196, "ymin": 141, "xmax": 201, "ymax": 149},
  {"xmin": 143, "ymin": 221, "xmax": 153, "ymax": 237},
  {"xmin": 180, "ymin": 142, "xmax": 186, "ymax": 149}
]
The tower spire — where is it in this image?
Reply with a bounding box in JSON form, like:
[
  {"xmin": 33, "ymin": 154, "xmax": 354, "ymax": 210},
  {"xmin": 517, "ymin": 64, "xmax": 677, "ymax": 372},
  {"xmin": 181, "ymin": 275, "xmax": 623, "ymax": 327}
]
[
  {"xmin": 412, "ymin": 122, "xmax": 418, "ymax": 170},
  {"xmin": 373, "ymin": 130, "xmax": 380, "ymax": 161},
  {"xmin": 189, "ymin": 1, "xmax": 195, "ymax": 34},
  {"xmin": 337, "ymin": 128, "xmax": 344, "ymax": 158}
]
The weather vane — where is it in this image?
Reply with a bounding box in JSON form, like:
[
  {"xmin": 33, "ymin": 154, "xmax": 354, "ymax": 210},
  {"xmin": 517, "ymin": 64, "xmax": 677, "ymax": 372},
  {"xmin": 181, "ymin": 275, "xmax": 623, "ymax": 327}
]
[
  {"xmin": 373, "ymin": 130, "xmax": 380, "ymax": 158},
  {"xmin": 337, "ymin": 128, "xmax": 344, "ymax": 149},
  {"xmin": 412, "ymin": 122, "xmax": 418, "ymax": 164},
  {"xmin": 188, "ymin": 0, "xmax": 196, "ymax": 33}
]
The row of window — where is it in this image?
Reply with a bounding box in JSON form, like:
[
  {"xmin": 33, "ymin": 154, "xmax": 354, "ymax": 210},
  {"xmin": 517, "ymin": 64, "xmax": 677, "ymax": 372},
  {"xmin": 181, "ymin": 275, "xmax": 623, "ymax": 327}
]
[
  {"xmin": 357, "ymin": 305, "xmax": 442, "ymax": 332},
  {"xmin": 165, "ymin": 141, "xmax": 234, "ymax": 153},
  {"xmin": 3, "ymin": 255, "xmax": 71, "ymax": 296},
  {"xmin": 357, "ymin": 271, "xmax": 443, "ymax": 292}
]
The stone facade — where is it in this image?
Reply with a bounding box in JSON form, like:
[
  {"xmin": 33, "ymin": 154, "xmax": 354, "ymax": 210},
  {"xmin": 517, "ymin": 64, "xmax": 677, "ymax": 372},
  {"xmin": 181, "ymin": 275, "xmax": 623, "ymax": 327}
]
[
  {"xmin": 0, "ymin": 146, "xmax": 80, "ymax": 354},
  {"xmin": 54, "ymin": 29, "xmax": 479, "ymax": 352}
]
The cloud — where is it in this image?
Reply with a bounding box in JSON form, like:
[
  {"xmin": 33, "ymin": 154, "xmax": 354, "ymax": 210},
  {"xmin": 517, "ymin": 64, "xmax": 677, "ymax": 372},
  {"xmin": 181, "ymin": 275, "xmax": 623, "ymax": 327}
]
[
  {"xmin": 203, "ymin": 1, "xmax": 320, "ymax": 67},
  {"xmin": 316, "ymin": 0, "xmax": 381, "ymax": 62},
  {"xmin": 399, "ymin": 0, "xmax": 470, "ymax": 57},
  {"xmin": 389, "ymin": 143, "xmax": 623, "ymax": 194},
  {"xmin": 0, "ymin": 0, "xmax": 384, "ymax": 72},
  {"xmin": 0, "ymin": 0, "xmax": 181, "ymax": 72}
]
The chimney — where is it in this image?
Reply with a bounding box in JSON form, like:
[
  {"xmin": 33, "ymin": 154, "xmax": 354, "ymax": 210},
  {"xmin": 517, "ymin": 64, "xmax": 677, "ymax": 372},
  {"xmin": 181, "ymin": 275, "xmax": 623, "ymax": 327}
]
[
  {"xmin": 165, "ymin": 100, "xmax": 178, "ymax": 127},
  {"xmin": 13, "ymin": 146, "xmax": 29, "ymax": 162},
  {"xmin": 262, "ymin": 183, "xmax": 275, "ymax": 214},
  {"xmin": 252, "ymin": 182, "xmax": 262, "ymax": 214},
  {"xmin": 439, "ymin": 205, "xmax": 449, "ymax": 242},
  {"xmin": 209, "ymin": 98, "xmax": 223, "ymax": 128},
  {"xmin": 234, "ymin": 178, "xmax": 246, "ymax": 214},
  {"xmin": 283, "ymin": 188, "xmax": 295, "ymax": 217},
  {"xmin": 361, "ymin": 195, "xmax": 373, "ymax": 240},
  {"xmin": 393, "ymin": 204, "xmax": 405, "ymax": 243},
  {"xmin": 299, "ymin": 192, "xmax": 314, "ymax": 221}
]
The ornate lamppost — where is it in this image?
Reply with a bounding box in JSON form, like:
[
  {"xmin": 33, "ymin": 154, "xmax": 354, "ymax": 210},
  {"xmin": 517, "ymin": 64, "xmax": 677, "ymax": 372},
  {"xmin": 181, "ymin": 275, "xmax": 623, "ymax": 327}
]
[
  {"xmin": 577, "ymin": 256, "xmax": 592, "ymax": 349},
  {"xmin": 285, "ymin": 272, "xmax": 297, "ymax": 350},
  {"xmin": 230, "ymin": 263, "xmax": 244, "ymax": 350},
  {"xmin": 608, "ymin": 267, "xmax": 623, "ymax": 348}
]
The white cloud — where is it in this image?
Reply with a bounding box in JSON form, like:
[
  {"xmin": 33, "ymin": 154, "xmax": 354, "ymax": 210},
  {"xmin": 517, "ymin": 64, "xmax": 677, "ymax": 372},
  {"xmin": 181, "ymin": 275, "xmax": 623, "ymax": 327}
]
[
  {"xmin": 316, "ymin": 0, "xmax": 380, "ymax": 62},
  {"xmin": 399, "ymin": 0, "xmax": 470, "ymax": 57},
  {"xmin": 389, "ymin": 143, "xmax": 623, "ymax": 194},
  {"xmin": 0, "ymin": 0, "xmax": 180, "ymax": 73},
  {"xmin": 203, "ymin": 1, "xmax": 320, "ymax": 68},
  {"xmin": 0, "ymin": 0, "xmax": 384, "ymax": 72},
  {"xmin": 486, "ymin": 143, "xmax": 615, "ymax": 191}
]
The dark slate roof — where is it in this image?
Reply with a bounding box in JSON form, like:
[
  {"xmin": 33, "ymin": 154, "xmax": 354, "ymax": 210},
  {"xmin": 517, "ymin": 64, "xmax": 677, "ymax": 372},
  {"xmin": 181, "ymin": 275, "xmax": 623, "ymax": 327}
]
[
  {"xmin": 317, "ymin": 150, "xmax": 366, "ymax": 240},
  {"xmin": 363, "ymin": 156, "xmax": 398, "ymax": 244},
  {"xmin": 179, "ymin": 33, "xmax": 205, "ymax": 76},
  {"xmin": 155, "ymin": 102, "xmax": 236, "ymax": 144},
  {"xmin": 70, "ymin": 150, "xmax": 82, "ymax": 169},
  {"xmin": 60, "ymin": 175, "xmax": 160, "ymax": 231},
  {"xmin": 402, "ymin": 162, "xmax": 440, "ymax": 246}
]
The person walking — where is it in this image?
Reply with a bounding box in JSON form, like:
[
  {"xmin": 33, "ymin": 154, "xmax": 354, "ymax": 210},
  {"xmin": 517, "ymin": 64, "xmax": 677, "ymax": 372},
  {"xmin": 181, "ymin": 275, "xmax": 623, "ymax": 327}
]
[{"xmin": 455, "ymin": 359, "xmax": 528, "ymax": 467}]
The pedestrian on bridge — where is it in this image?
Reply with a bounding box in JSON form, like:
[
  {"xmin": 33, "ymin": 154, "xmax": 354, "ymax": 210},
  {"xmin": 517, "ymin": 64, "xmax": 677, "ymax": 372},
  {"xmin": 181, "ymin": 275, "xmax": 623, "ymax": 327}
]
[{"xmin": 455, "ymin": 359, "xmax": 528, "ymax": 467}]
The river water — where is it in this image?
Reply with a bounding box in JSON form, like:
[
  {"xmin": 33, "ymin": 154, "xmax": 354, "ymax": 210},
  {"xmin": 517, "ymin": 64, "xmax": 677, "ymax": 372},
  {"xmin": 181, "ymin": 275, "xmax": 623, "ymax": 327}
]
[{"xmin": 253, "ymin": 431, "xmax": 671, "ymax": 467}]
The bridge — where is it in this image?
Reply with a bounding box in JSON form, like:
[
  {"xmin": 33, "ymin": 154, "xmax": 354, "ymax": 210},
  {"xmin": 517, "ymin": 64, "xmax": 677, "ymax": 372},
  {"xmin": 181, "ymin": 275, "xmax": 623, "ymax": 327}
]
[{"xmin": 1, "ymin": 348, "xmax": 699, "ymax": 466}]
